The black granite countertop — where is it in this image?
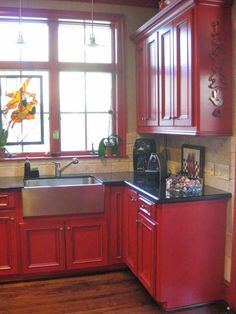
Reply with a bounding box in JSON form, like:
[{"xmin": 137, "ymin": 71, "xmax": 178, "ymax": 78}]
[{"xmin": 0, "ymin": 172, "xmax": 231, "ymax": 204}]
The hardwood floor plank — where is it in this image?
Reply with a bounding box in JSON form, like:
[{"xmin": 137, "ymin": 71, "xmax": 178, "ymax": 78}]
[{"xmin": 0, "ymin": 270, "xmax": 228, "ymax": 314}]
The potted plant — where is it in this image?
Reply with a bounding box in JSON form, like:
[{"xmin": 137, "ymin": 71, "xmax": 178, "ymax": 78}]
[
  {"xmin": 0, "ymin": 128, "xmax": 8, "ymax": 158},
  {"xmin": 98, "ymin": 134, "xmax": 121, "ymax": 158}
]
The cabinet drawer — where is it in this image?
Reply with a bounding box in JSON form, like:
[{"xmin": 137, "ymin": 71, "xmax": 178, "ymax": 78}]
[
  {"xmin": 0, "ymin": 192, "xmax": 16, "ymax": 209},
  {"xmin": 138, "ymin": 196, "xmax": 157, "ymax": 220}
]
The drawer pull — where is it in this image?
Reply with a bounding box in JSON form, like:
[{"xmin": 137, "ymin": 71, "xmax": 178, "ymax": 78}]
[
  {"xmin": 10, "ymin": 217, "xmax": 15, "ymax": 221},
  {"xmin": 67, "ymin": 226, "xmax": 71, "ymax": 231},
  {"xmin": 139, "ymin": 206, "xmax": 150, "ymax": 215},
  {"xmin": 59, "ymin": 227, "xmax": 64, "ymax": 231}
]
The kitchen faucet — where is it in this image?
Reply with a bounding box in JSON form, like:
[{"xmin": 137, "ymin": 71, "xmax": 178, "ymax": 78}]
[{"xmin": 54, "ymin": 158, "xmax": 79, "ymax": 177}]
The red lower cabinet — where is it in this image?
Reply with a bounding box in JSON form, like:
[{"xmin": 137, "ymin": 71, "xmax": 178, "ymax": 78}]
[
  {"xmin": 124, "ymin": 188, "xmax": 138, "ymax": 275},
  {"xmin": 20, "ymin": 219, "xmax": 66, "ymax": 274},
  {"xmin": 156, "ymin": 200, "xmax": 227, "ymax": 310},
  {"xmin": 20, "ymin": 214, "xmax": 108, "ymax": 276},
  {"xmin": 137, "ymin": 212, "xmax": 156, "ymax": 297},
  {"xmin": 108, "ymin": 186, "xmax": 124, "ymax": 266},
  {"xmin": 65, "ymin": 216, "xmax": 107, "ymax": 270},
  {"xmin": 0, "ymin": 211, "xmax": 19, "ymax": 276},
  {"xmin": 0, "ymin": 190, "xmax": 21, "ymax": 279}
]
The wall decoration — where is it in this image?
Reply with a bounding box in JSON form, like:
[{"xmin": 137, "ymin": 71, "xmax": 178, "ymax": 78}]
[
  {"xmin": 208, "ymin": 21, "xmax": 226, "ymax": 118},
  {"xmin": 0, "ymin": 75, "xmax": 44, "ymax": 145},
  {"xmin": 181, "ymin": 144, "xmax": 205, "ymax": 178}
]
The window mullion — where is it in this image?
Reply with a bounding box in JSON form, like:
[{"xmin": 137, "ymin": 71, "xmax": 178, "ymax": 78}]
[{"xmin": 49, "ymin": 19, "xmax": 60, "ymax": 154}]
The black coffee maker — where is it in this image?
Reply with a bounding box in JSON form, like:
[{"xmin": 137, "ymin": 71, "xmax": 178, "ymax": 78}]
[{"xmin": 133, "ymin": 138, "xmax": 156, "ymax": 172}]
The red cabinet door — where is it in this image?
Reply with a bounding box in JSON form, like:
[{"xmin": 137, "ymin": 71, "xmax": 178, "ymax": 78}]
[
  {"xmin": 124, "ymin": 188, "xmax": 138, "ymax": 275},
  {"xmin": 137, "ymin": 212, "xmax": 156, "ymax": 297},
  {"xmin": 109, "ymin": 186, "xmax": 124, "ymax": 265},
  {"xmin": 0, "ymin": 212, "xmax": 18, "ymax": 276},
  {"xmin": 159, "ymin": 22, "xmax": 173, "ymax": 126},
  {"xmin": 65, "ymin": 215, "xmax": 108, "ymax": 270},
  {"xmin": 173, "ymin": 10, "xmax": 192, "ymax": 127},
  {"xmin": 137, "ymin": 33, "xmax": 159, "ymax": 132},
  {"xmin": 20, "ymin": 219, "xmax": 66, "ymax": 274}
]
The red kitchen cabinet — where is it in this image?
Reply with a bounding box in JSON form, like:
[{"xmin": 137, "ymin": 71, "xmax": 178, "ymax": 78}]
[
  {"xmin": 0, "ymin": 211, "xmax": 18, "ymax": 276},
  {"xmin": 0, "ymin": 190, "xmax": 21, "ymax": 278},
  {"xmin": 124, "ymin": 188, "xmax": 157, "ymax": 296},
  {"xmin": 134, "ymin": 0, "xmax": 232, "ymax": 136},
  {"xmin": 155, "ymin": 199, "xmax": 227, "ymax": 310},
  {"xmin": 137, "ymin": 32, "xmax": 159, "ymax": 130},
  {"xmin": 65, "ymin": 216, "xmax": 107, "ymax": 270},
  {"xmin": 137, "ymin": 211, "xmax": 156, "ymax": 297},
  {"xmin": 124, "ymin": 188, "xmax": 138, "ymax": 275},
  {"xmin": 108, "ymin": 186, "xmax": 124, "ymax": 266},
  {"xmin": 20, "ymin": 219, "xmax": 66, "ymax": 274},
  {"xmin": 20, "ymin": 214, "xmax": 108, "ymax": 275}
]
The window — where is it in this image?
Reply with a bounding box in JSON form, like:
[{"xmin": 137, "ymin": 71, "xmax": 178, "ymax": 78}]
[{"xmin": 0, "ymin": 9, "xmax": 125, "ymax": 157}]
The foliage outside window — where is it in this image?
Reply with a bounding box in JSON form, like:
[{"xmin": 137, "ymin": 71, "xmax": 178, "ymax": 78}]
[{"xmin": 0, "ymin": 8, "xmax": 125, "ymax": 157}]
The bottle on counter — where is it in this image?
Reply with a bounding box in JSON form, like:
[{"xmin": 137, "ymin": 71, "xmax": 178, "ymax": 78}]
[{"xmin": 24, "ymin": 157, "xmax": 31, "ymax": 179}]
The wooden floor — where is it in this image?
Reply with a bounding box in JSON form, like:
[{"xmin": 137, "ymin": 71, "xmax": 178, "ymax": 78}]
[{"xmin": 0, "ymin": 270, "xmax": 230, "ymax": 314}]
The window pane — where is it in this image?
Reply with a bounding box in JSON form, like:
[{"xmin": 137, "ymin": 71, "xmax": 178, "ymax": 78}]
[
  {"xmin": 87, "ymin": 113, "xmax": 110, "ymax": 150},
  {"xmin": 85, "ymin": 24, "xmax": 112, "ymax": 63},
  {"xmin": 58, "ymin": 22, "xmax": 112, "ymax": 64},
  {"xmin": 58, "ymin": 24, "xmax": 85, "ymax": 62},
  {"xmin": 0, "ymin": 71, "xmax": 49, "ymax": 153},
  {"xmin": 59, "ymin": 72, "xmax": 85, "ymax": 112},
  {"xmin": 61, "ymin": 114, "xmax": 85, "ymax": 151},
  {"xmin": 86, "ymin": 73, "xmax": 112, "ymax": 112},
  {"xmin": 0, "ymin": 21, "xmax": 48, "ymax": 62}
]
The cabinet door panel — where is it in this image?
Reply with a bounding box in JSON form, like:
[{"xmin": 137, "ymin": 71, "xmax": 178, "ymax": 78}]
[
  {"xmin": 20, "ymin": 220, "xmax": 65, "ymax": 274},
  {"xmin": 159, "ymin": 24, "xmax": 173, "ymax": 126},
  {"xmin": 66, "ymin": 217, "xmax": 107, "ymax": 270},
  {"xmin": 124, "ymin": 189, "xmax": 138, "ymax": 275},
  {"xmin": 145, "ymin": 33, "xmax": 159, "ymax": 127},
  {"xmin": 109, "ymin": 187, "xmax": 124, "ymax": 265},
  {"xmin": 0, "ymin": 213, "xmax": 18, "ymax": 276},
  {"xmin": 137, "ymin": 213, "xmax": 156, "ymax": 296},
  {"xmin": 173, "ymin": 11, "xmax": 192, "ymax": 126}
]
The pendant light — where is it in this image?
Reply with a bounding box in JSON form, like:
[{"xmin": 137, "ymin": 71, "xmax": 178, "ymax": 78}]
[
  {"xmin": 16, "ymin": 0, "xmax": 25, "ymax": 44},
  {"xmin": 88, "ymin": 0, "xmax": 97, "ymax": 47}
]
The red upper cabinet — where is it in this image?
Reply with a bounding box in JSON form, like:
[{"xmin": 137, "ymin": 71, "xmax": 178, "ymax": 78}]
[
  {"xmin": 137, "ymin": 32, "xmax": 159, "ymax": 131},
  {"xmin": 134, "ymin": 0, "xmax": 232, "ymax": 136}
]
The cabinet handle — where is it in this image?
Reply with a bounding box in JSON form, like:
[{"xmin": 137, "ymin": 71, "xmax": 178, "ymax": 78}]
[
  {"xmin": 10, "ymin": 217, "xmax": 15, "ymax": 221},
  {"xmin": 67, "ymin": 226, "xmax": 71, "ymax": 231},
  {"xmin": 59, "ymin": 227, "xmax": 64, "ymax": 231},
  {"xmin": 139, "ymin": 206, "xmax": 150, "ymax": 216}
]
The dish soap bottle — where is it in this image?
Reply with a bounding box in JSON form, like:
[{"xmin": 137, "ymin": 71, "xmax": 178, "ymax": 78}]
[{"xmin": 24, "ymin": 157, "xmax": 31, "ymax": 179}]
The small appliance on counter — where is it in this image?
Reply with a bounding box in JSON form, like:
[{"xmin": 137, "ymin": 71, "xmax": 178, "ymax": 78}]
[
  {"xmin": 133, "ymin": 138, "xmax": 156, "ymax": 173},
  {"xmin": 145, "ymin": 152, "xmax": 168, "ymax": 184}
]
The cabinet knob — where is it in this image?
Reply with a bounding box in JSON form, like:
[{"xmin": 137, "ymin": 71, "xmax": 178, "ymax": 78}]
[
  {"xmin": 67, "ymin": 226, "xmax": 71, "ymax": 231},
  {"xmin": 136, "ymin": 219, "xmax": 140, "ymax": 224},
  {"xmin": 59, "ymin": 227, "xmax": 64, "ymax": 231},
  {"xmin": 10, "ymin": 217, "xmax": 15, "ymax": 221}
]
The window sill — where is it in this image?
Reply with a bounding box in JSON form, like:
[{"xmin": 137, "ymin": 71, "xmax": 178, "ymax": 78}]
[{"xmin": 0, "ymin": 153, "xmax": 129, "ymax": 162}]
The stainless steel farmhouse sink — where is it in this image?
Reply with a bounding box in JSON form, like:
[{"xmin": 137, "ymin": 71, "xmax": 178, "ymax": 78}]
[
  {"xmin": 22, "ymin": 176, "xmax": 104, "ymax": 217},
  {"xmin": 24, "ymin": 175, "xmax": 101, "ymax": 187}
]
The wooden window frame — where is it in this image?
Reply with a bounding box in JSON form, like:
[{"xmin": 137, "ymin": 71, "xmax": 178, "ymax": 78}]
[{"xmin": 0, "ymin": 7, "xmax": 126, "ymax": 159}]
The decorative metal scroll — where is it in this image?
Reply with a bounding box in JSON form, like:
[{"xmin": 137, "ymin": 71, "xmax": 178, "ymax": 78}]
[{"xmin": 208, "ymin": 21, "xmax": 226, "ymax": 118}]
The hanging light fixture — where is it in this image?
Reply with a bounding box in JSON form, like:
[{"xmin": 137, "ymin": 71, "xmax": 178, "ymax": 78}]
[
  {"xmin": 88, "ymin": 0, "xmax": 97, "ymax": 47},
  {"xmin": 16, "ymin": 0, "xmax": 25, "ymax": 44}
]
